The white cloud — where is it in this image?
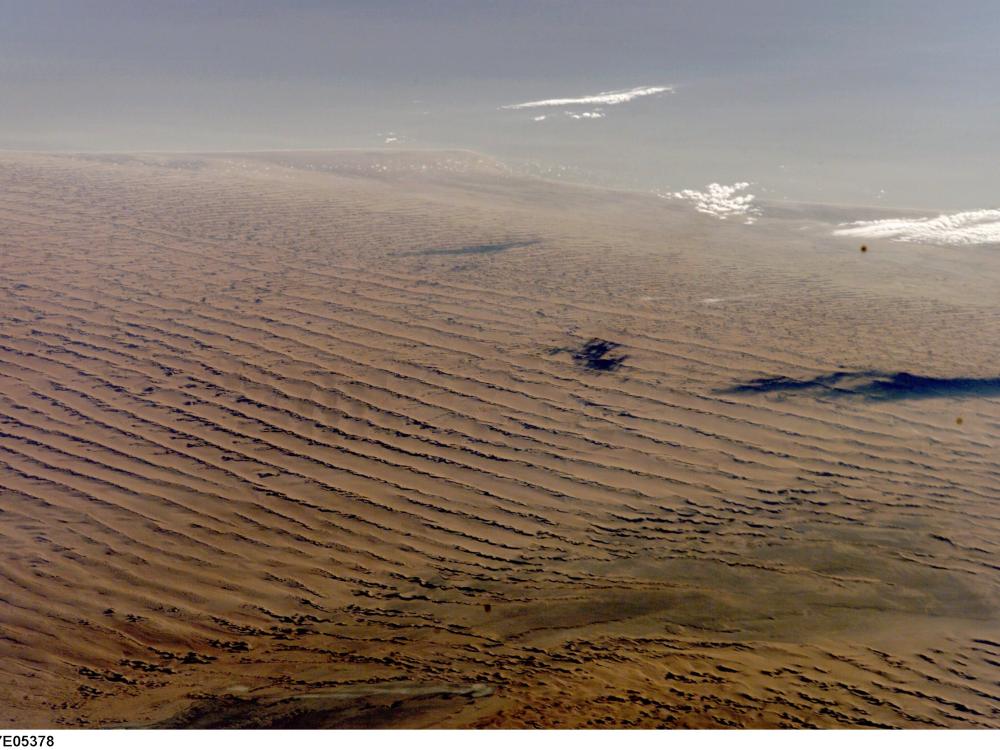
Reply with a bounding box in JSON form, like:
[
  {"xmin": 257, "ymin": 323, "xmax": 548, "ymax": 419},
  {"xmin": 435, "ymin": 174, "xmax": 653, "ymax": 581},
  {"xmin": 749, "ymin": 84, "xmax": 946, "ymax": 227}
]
[
  {"xmin": 662, "ymin": 182, "xmax": 761, "ymax": 224},
  {"xmin": 503, "ymin": 85, "xmax": 673, "ymax": 110},
  {"xmin": 833, "ymin": 209, "xmax": 1000, "ymax": 246},
  {"xmin": 532, "ymin": 115, "xmax": 547, "ymax": 122},
  {"xmin": 566, "ymin": 110, "xmax": 606, "ymax": 119}
]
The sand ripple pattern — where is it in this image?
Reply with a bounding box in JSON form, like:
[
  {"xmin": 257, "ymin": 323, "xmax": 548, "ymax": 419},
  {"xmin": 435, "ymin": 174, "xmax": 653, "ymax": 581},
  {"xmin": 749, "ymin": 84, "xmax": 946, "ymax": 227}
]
[{"xmin": 0, "ymin": 152, "xmax": 998, "ymax": 728}]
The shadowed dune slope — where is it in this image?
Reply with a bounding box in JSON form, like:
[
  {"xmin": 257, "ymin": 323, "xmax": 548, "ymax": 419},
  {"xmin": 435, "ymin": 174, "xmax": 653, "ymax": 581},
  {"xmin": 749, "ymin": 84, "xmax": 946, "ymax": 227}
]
[
  {"xmin": 727, "ymin": 371, "xmax": 1000, "ymax": 400},
  {"xmin": 0, "ymin": 152, "xmax": 998, "ymax": 728}
]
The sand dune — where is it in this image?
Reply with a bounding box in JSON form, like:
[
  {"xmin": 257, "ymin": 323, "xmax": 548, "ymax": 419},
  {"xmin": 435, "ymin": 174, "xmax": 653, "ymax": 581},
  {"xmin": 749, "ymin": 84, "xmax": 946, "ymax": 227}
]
[{"xmin": 0, "ymin": 151, "xmax": 997, "ymax": 728}]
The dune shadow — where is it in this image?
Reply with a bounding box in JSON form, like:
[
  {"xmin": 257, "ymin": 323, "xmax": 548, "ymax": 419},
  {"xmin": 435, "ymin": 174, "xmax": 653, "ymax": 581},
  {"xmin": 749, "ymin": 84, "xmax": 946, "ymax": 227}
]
[
  {"xmin": 572, "ymin": 339, "xmax": 628, "ymax": 372},
  {"xmin": 400, "ymin": 239, "xmax": 539, "ymax": 257},
  {"xmin": 549, "ymin": 338, "xmax": 628, "ymax": 372},
  {"xmin": 571, "ymin": 339, "xmax": 628, "ymax": 372},
  {"xmin": 725, "ymin": 370, "xmax": 1000, "ymax": 401}
]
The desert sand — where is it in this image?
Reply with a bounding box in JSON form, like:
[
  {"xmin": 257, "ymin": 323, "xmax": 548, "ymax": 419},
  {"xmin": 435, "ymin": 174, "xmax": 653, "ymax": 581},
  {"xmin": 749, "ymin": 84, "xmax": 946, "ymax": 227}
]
[{"xmin": 0, "ymin": 150, "xmax": 998, "ymax": 728}]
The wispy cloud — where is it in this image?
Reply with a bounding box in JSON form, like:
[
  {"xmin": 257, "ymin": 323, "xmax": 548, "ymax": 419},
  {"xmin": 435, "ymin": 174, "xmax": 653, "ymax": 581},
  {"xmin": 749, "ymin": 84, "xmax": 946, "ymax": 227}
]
[
  {"xmin": 662, "ymin": 182, "xmax": 761, "ymax": 224},
  {"xmin": 566, "ymin": 110, "xmax": 605, "ymax": 119},
  {"xmin": 503, "ymin": 85, "xmax": 673, "ymax": 110},
  {"xmin": 834, "ymin": 209, "xmax": 1000, "ymax": 246}
]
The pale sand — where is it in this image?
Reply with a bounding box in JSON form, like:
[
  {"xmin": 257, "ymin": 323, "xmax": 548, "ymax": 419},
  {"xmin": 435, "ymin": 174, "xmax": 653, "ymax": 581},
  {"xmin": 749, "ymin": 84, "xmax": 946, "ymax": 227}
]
[{"xmin": 0, "ymin": 151, "xmax": 997, "ymax": 728}]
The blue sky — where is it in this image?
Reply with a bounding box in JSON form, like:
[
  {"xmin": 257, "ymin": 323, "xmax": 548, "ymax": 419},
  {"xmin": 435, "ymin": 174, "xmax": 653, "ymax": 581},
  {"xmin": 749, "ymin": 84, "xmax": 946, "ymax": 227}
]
[{"xmin": 2, "ymin": 1, "xmax": 998, "ymax": 208}]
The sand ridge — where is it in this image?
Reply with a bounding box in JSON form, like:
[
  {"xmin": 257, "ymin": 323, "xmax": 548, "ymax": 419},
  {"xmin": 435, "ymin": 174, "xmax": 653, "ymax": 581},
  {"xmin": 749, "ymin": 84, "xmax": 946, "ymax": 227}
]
[{"xmin": 0, "ymin": 151, "xmax": 997, "ymax": 727}]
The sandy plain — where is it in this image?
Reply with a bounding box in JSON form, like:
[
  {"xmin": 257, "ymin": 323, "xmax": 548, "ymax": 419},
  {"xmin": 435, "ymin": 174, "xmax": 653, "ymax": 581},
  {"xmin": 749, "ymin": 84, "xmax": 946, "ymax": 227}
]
[{"xmin": 0, "ymin": 150, "xmax": 998, "ymax": 727}]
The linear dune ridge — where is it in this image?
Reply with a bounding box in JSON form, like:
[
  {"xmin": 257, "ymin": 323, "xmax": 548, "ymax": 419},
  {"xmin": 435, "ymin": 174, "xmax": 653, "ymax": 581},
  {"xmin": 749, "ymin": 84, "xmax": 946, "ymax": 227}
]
[{"xmin": 0, "ymin": 151, "xmax": 998, "ymax": 728}]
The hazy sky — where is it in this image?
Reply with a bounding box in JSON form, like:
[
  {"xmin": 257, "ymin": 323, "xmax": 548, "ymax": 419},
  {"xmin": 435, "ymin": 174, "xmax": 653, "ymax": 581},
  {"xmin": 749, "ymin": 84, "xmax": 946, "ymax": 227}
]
[{"xmin": 2, "ymin": 1, "xmax": 998, "ymax": 208}]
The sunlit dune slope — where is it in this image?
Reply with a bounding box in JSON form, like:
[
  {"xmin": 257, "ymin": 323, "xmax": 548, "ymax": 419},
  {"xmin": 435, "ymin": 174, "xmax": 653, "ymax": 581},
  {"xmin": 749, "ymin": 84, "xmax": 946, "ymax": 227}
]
[{"xmin": 0, "ymin": 151, "xmax": 998, "ymax": 728}]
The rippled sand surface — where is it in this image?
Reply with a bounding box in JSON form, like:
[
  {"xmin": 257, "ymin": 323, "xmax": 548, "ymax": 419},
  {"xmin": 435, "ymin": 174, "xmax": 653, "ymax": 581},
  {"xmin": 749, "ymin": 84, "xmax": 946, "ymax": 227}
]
[{"xmin": 1, "ymin": 151, "xmax": 998, "ymax": 728}]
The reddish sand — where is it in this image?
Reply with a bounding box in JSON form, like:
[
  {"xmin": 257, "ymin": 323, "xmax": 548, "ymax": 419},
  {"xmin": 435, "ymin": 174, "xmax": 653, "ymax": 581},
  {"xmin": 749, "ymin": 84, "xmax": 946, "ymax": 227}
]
[{"xmin": 0, "ymin": 151, "xmax": 998, "ymax": 727}]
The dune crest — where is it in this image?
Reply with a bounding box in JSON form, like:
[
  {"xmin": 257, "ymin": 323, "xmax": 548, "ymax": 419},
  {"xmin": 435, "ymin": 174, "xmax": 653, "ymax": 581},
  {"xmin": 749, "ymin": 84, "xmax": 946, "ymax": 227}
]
[{"xmin": 0, "ymin": 151, "xmax": 997, "ymax": 728}]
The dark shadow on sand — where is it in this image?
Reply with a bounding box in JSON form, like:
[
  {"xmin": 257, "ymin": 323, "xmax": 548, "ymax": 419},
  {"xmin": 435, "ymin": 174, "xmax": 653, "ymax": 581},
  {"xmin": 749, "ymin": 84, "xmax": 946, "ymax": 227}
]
[
  {"xmin": 549, "ymin": 339, "xmax": 628, "ymax": 372},
  {"xmin": 401, "ymin": 239, "xmax": 539, "ymax": 257},
  {"xmin": 725, "ymin": 370, "xmax": 1000, "ymax": 401}
]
